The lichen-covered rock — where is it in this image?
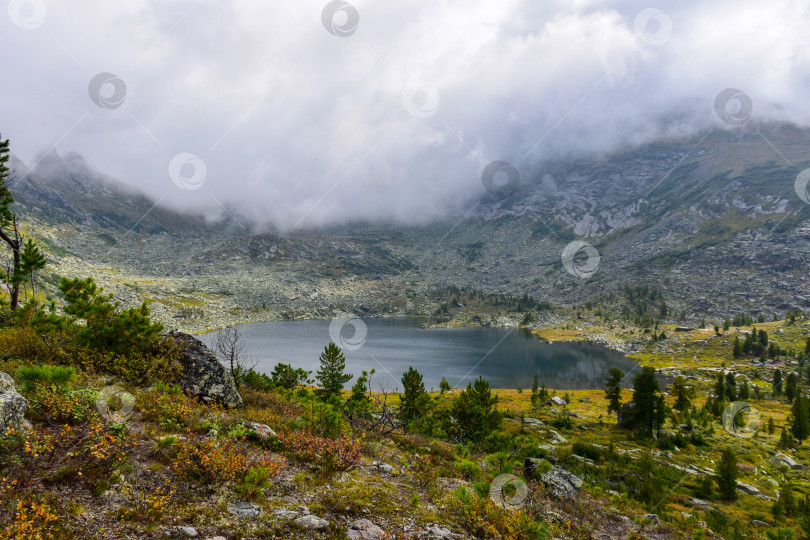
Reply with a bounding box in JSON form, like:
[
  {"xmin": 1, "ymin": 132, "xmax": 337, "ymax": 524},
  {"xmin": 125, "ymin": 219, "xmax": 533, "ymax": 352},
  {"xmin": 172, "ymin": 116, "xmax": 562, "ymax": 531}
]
[
  {"xmin": 168, "ymin": 331, "xmax": 243, "ymax": 409},
  {"xmin": 294, "ymin": 515, "xmax": 329, "ymax": 530},
  {"xmin": 0, "ymin": 372, "xmax": 28, "ymax": 433},
  {"xmin": 346, "ymin": 519, "xmax": 387, "ymax": 540},
  {"xmin": 540, "ymin": 466, "xmax": 582, "ymax": 500},
  {"xmin": 227, "ymin": 501, "xmax": 260, "ymax": 519}
]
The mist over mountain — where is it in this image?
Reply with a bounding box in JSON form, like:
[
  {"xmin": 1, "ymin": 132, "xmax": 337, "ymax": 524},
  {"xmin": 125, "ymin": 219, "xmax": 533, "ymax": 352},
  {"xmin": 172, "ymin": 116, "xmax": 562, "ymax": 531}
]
[{"xmin": 4, "ymin": 0, "xmax": 810, "ymax": 229}]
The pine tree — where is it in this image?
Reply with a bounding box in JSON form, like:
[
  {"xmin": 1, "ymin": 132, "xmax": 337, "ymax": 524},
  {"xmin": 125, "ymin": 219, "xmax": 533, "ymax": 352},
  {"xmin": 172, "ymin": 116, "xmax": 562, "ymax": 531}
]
[
  {"xmin": 780, "ymin": 482, "xmax": 796, "ymax": 517},
  {"xmin": 451, "ymin": 376, "xmax": 501, "ymax": 443},
  {"xmin": 0, "ymin": 136, "xmax": 23, "ymax": 309},
  {"xmin": 19, "ymin": 238, "xmax": 47, "ymax": 301},
  {"xmin": 605, "ymin": 367, "xmax": 624, "ymax": 416},
  {"xmin": 714, "ymin": 372, "xmax": 726, "ymax": 400},
  {"xmin": 630, "ymin": 366, "xmax": 660, "ymax": 437},
  {"xmin": 439, "ymin": 377, "xmax": 451, "ymax": 393},
  {"xmin": 346, "ymin": 369, "xmax": 374, "ymax": 419},
  {"xmin": 739, "ymin": 380, "xmax": 750, "ymax": 401},
  {"xmin": 779, "ymin": 426, "xmax": 794, "ymax": 449},
  {"xmin": 716, "ymin": 448, "xmax": 738, "ymax": 501},
  {"xmin": 725, "ymin": 372, "xmax": 737, "ymax": 402},
  {"xmin": 399, "ymin": 366, "xmax": 431, "ymax": 429},
  {"xmin": 774, "ymin": 369, "xmax": 784, "ymax": 396},
  {"xmin": 654, "ymin": 394, "xmax": 668, "ymax": 440},
  {"xmin": 315, "ymin": 342, "xmax": 352, "ymax": 400},
  {"xmin": 732, "ymin": 336, "xmax": 742, "ymax": 358},
  {"xmin": 786, "ymin": 372, "xmax": 798, "ymax": 402},
  {"xmin": 767, "ymin": 416, "xmax": 775, "ymax": 435},
  {"xmin": 791, "ymin": 393, "xmax": 809, "ymax": 443},
  {"xmin": 672, "ymin": 376, "xmax": 693, "ymax": 411}
]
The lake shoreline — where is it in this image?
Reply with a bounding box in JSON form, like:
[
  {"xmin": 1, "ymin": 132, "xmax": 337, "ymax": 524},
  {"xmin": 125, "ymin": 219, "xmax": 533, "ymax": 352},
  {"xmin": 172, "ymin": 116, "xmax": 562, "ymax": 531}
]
[{"xmin": 194, "ymin": 317, "xmax": 638, "ymax": 391}]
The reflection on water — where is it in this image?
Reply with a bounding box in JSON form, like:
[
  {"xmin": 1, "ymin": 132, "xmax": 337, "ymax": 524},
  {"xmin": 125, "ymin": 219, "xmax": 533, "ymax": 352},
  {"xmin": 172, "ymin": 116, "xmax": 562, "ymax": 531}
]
[{"xmin": 195, "ymin": 318, "xmax": 638, "ymax": 391}]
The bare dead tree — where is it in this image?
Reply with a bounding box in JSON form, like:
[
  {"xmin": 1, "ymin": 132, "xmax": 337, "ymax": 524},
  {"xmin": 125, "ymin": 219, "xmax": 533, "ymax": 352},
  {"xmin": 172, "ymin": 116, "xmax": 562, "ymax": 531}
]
[
  {"xmin": 212, "ymin": 325, "xmax": 258, "ymax": 388},
  {"xmin": 367, "ymin": 381, "xmax": 406, "ymax": 435}
]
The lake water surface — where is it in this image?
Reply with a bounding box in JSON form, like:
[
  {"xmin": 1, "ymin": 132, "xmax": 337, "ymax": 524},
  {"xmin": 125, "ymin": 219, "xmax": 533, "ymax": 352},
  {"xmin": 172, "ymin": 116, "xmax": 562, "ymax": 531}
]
[{"xmin": 195, "ymin": 318, "xmax": 637, "ymax": 391}]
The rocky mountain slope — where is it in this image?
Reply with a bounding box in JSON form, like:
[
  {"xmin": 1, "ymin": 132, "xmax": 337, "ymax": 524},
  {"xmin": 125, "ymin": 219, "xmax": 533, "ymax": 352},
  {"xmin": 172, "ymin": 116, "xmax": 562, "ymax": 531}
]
[{"xmin": 9, "ymin": 123, "xmax": 810, "ymax": 331}]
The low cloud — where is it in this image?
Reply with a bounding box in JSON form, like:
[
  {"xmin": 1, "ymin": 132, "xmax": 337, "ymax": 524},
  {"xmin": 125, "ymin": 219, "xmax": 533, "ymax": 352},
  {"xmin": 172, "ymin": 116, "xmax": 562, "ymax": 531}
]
[{"xmin": 3, "ymin": 0, "xmax": 810, "ymax": 230}]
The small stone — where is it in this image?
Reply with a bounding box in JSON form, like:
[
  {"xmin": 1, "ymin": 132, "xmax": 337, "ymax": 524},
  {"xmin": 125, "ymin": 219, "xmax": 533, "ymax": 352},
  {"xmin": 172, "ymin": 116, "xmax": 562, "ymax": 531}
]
[
  {"xmin": 271, "ymin": 509, "xmax": 298, "ymax": 519},
  {"xmin": 227, "ymin": 501, "xmax": 261, "ymax": 519},
  {"xmin": 177, "ymin": 526, "xmax": 198, "ymax": 537},
  {"xmin": 294, "ymin": 514, "xmax": 329, "ymax": 530},
  {"xmin": 346, "ymin": 518, "xmax": 387, "ymax": 540}
]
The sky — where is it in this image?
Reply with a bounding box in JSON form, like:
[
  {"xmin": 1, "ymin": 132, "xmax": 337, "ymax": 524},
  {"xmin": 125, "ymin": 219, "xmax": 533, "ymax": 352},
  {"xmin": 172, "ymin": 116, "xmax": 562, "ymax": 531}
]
[{"xmin": 3, "ymin": 0, "xmax": 810, "ymax": 230}]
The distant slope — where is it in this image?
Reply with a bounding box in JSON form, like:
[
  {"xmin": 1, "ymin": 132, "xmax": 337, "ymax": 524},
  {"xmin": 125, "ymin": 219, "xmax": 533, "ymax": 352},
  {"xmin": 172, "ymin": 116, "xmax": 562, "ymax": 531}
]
[{"xmin": 9, "ymin": 123, "xmax": 810, "ymax": 324}]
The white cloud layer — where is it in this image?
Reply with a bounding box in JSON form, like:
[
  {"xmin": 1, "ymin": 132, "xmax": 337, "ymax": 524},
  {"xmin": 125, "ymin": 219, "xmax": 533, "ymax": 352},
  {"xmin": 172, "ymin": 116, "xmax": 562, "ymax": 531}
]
[{"xmin": 3, "ymin": 0, "xmax": 810, "ymax": 229}]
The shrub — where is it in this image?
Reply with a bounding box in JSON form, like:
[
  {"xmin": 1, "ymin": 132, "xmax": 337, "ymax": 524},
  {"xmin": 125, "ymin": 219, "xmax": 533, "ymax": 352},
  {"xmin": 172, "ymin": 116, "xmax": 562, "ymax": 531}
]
[
  {"xmin": 236, "ymin": 466, "xmax": 276, "ymax": 499},
  {"xmin": 571, "ymin": 441, "xmax": 606, "ymax": 461},
  {"xmin": 281, "ymin": 429, "xmax": 361, "ymax": 472},
  {"xmin": 14, "ymin": 364, "xmax": 75, "ymax": 393},
  {"xmin": 117, "ymin": 480, "xmax": 174, "ymax": 524},
  {"xmin": 172, "ymin": 437, "xmax": 284, "ymax": 485},
  {"xmin": 446, "ymin": 486, "xmax": 547, "ymax": 539}
]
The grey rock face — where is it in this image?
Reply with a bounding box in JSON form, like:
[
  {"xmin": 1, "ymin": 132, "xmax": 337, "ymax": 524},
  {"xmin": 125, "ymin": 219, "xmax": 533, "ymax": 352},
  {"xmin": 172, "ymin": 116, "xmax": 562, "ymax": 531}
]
[
  {"xmin": 0, "ymin": 372, "xmax": 29, "ymax": 433},
  {"xmin": 169, "ymin": 331, "xmax": 243, "ymax": 409},
  {"xmin": 540, "ymin": 466, "xmax": 583, "ymax": 500}
]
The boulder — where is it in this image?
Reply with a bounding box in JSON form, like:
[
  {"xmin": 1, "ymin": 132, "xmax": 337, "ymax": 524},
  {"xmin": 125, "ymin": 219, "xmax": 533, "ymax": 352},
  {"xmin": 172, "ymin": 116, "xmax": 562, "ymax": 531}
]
[
  {"xmin": 418, "ymin": 525, "xmax": 458, "ymax": 539},
  {"xmin": 168, "ymin": 331, "xmax": 243, "ymax": 409},
  {"xmin": 547, "ymin": 429, "xmax": 568, "ymax": 445},
  {"xmin": 618, "ymin": 402, "xmax": 635, "ymax": 429},
  {"xmin": 346, "ymin": 519, "xmax": 387, "ymax": 540},
  {"xmin": 540, "ymin": 466, "xmax": 582, "ymax": 499},
  {"xmin": 0, "ymin": 372, "xmax": 28, "ymax": 433},
  {"xmin": 547, "ymin": 396, "xmax": 566, "ymax": 407},
  {"xmin": 368, "ymin": 461, "xmax": 398, "ymax": 475},
  {"xmin": 177, "ymin": 526, "xmax": 198, "ymax": 537},
  {"xmin": 294, "ymin": 515, "xmax": 329, "ymax": 530},
  {"xmin": 769, "ymin": 452, "xmax": 807, "ymax": 471},
  {"xmin": 736, "ymin": 482, "xmax": 760, "ymax": 496},
  {"xmin": 244, "ymin": 422, "xmax": 277, "ymax": 440},
  {"xmin": 226, "ymin": 502, "xmax": 260, "ymax": 519}
]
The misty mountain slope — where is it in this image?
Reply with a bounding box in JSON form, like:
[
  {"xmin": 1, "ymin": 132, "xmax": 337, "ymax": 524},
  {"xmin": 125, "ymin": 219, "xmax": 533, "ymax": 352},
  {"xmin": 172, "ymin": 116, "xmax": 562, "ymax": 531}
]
[
  {"xmin": 10, "ymin": 124, "xmax": 810, "ymax": 328},
  {"xmin": 384, "ymin": 124, "xmax": 810, "ymax": 317}
]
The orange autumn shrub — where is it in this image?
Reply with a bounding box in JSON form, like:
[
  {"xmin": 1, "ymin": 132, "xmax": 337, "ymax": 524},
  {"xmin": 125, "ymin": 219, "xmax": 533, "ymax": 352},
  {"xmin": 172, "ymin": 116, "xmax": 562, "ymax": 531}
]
[
  {"xmin": 281, "ymin": 429, "xmax": 362, "ymax": 471},
  {"xmin": 172, "ymin": 437, "xmax": 284, "ymax": 485}
]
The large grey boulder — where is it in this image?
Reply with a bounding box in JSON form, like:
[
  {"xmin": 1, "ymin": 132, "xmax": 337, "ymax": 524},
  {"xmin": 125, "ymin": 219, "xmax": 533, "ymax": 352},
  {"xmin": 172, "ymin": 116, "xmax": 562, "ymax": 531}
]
[
  {"xmin": 0, "ymin": 372, "xmax": 28, "ymax": 433},
  {"xmin": 540, "ymin": 466, "xmax": 583, "ymax": 500},
  {"xmin": 168, "ymin": 331, "xmax": 243, "ymax": 409}
]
